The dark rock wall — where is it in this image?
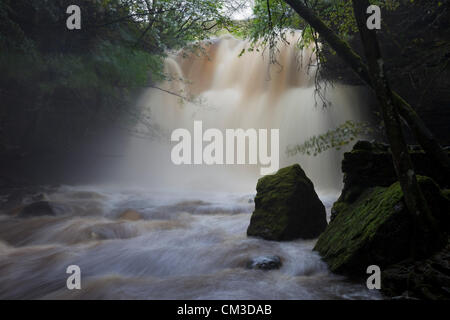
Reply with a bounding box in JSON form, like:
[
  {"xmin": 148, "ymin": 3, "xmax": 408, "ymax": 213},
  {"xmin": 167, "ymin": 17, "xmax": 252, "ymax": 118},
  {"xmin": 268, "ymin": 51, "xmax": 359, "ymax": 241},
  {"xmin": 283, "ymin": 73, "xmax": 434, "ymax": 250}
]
[{"xmin": 333, "ymin": 140, "xmax": 450, "ymax": 222}]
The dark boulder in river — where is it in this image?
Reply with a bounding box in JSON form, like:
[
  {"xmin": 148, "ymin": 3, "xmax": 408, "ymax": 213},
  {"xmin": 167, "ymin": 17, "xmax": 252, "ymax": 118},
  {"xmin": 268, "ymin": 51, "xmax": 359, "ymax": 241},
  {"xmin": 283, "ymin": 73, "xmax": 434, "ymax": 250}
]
[
  {"xmin": 18, "ymin": 201, "xmax": 56, "ymax": 218},
  {"xmin": 247, "ymin": 164, "xmax": 327, "ymax": 241},
  {"xmin": 246, "ymin": 255, "xmax": 282, "ymax": 270}
]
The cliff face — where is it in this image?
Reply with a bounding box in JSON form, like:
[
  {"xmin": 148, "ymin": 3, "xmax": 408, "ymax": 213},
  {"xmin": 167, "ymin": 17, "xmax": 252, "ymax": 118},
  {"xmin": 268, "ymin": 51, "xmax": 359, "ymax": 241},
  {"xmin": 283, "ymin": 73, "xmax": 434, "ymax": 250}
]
[{"xmin": 320, "ymin": 1, "xmax": 450, "ymax": 144}]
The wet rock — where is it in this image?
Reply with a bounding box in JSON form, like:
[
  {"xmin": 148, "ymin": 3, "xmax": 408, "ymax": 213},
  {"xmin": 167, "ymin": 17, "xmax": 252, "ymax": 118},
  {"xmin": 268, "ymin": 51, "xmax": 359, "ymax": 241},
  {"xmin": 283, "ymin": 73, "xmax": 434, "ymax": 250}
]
[
  {"xmin": 382, "ymin": 241, "xmax": 450, "ymax": 300},
  {"xmin": 314, "ymin": 176, "xmax": 450, "ymax": 275},
  {"xmin": 247, "ymin": 164, "xmax": 327, "ymax": 241},
  {"xmin": 0, "ymin": 188, "xmax": 34, "ymax": 213},
  {"xmin": 0, "ymin": 190, "xmax": 26, "ymax": 214},
  {"xmin": 317, "ymin": 140, "xmax": 450, "ymax": 298},
  {"xmin": 0, "ymin": 185, "xmax": 59, "ymax": 215},
  {"xmin": 246, "ymin": 255, "xmax": 282, "ymax": 270},
  {"xmin": 18, "ymin": 201, "xmax": 56, "ymax": 218}
]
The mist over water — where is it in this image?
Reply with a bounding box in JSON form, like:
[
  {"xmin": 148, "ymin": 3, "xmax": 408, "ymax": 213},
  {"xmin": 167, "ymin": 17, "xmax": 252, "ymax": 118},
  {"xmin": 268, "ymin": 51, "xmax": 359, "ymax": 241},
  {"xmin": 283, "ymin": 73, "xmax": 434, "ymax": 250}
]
[
  {"xmin": 0, "ymin": 34, "xmax": 380, "ymax": 300},
  {"xmin": 120, "ymin": 33, "xmax": 369, "ymax": 193}
]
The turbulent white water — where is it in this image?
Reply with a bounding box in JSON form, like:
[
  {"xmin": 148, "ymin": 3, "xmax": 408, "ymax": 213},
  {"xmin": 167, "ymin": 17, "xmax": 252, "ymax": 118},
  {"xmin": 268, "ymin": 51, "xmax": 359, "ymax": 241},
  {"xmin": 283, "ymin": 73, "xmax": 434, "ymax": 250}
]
[
  {"xmin": 0, "ymin": 34, "xmax": 379, "ymax": 299},
  {"xmin": 0, "ymin": 186, "xmax": 380, "ymax": 299}
]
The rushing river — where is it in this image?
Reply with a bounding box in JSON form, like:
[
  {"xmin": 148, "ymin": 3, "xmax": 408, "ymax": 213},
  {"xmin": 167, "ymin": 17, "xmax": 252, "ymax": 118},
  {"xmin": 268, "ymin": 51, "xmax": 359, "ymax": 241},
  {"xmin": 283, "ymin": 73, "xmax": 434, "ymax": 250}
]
[
  {"xmin": 0, "ymin": 32, "xmax": 380, "ymax": 300},
  {"xmin": 0, "ymin": 186, "xmax": 380, "ymax": 299}
]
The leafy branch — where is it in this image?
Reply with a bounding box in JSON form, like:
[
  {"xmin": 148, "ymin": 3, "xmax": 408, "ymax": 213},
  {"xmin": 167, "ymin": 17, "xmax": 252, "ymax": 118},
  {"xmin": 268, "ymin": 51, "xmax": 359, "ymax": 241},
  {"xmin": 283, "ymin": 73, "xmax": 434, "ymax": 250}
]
[{"xmin": 286, "ymin": 120, "xmax": 372, "ymax": 157}]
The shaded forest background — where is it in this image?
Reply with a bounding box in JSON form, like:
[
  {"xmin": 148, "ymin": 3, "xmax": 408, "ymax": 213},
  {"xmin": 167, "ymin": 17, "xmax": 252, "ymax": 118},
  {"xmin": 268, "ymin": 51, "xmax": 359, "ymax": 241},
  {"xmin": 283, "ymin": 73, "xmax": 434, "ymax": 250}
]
[{"xmin": 0, "ymin": 0, "xmax": 449, "ymax": 186}]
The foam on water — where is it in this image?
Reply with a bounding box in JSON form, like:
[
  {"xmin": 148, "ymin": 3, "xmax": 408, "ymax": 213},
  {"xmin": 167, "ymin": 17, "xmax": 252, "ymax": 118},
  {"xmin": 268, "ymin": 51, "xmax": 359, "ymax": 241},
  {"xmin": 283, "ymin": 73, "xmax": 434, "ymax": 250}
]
[{"xmin": 0, "ymin": 186, "xmax": 381, "ymax": 300}]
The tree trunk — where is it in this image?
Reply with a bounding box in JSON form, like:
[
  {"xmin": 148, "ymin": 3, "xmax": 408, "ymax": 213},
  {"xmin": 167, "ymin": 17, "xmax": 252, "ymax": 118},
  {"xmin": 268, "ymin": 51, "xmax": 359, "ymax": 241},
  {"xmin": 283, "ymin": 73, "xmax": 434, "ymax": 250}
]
[
  {"xmin": 283, "ymin": 0, "xmax": 450, "ymax": 184},
  {"xmin": 351, "ymin": 0, "xmax": 442, "ymax": 256}
]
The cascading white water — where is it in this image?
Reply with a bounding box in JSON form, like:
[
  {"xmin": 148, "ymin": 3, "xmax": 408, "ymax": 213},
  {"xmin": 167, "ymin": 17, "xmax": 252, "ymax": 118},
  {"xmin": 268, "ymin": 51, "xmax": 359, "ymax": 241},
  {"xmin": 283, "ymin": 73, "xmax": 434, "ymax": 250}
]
[
  {"xmin": 121, "ymin": 32, "xmax": 369, "ymax": 193},
  {"xmin": 0, "ymin": 33, "xmax": 380, "ymax": 300}
]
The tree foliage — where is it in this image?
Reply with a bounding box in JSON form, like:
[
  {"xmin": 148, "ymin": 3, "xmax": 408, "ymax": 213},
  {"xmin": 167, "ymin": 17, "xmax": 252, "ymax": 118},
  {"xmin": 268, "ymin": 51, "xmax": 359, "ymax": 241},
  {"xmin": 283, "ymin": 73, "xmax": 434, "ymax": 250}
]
[
  {"xmin": 287, "ymin": 120, "xmax": 372, "ymax": 156},
  {"xmin": 0, "ymin": 0, "xmax": 236, "ymax": 158},
  {"xmin": 241, "ymin": 0, "xmax": 449, "ymax": 156}
]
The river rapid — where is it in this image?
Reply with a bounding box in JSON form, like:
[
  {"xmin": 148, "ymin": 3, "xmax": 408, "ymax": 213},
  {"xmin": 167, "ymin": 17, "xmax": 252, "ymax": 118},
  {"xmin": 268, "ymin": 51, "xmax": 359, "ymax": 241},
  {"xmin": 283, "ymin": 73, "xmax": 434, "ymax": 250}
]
[
  {"xmin": 0, "ymin": 33, "xmax": 380, "ymax": 300},
  {"xmin": 0, "ymin": 185, "xmax": 380, "ymax": 300}
]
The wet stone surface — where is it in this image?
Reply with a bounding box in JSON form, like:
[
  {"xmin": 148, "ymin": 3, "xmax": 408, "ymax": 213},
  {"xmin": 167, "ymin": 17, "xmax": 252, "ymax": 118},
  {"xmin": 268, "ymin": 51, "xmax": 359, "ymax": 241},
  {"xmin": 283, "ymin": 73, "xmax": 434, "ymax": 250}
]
[{"xmin": 246, "ymin": 255, "xmax": 282, "ymax": 271}]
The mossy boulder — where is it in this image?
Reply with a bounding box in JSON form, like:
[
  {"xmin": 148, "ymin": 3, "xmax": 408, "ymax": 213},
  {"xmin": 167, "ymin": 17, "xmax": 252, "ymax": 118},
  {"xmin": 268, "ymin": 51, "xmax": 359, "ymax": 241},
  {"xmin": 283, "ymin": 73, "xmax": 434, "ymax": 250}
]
[
  {"xmin": 247, "ymin": 164, "xmax": 327, "ymax": 241},
  {"xmin": 314, "ymin": 176, "xmax": 450, "ymax": 275}
]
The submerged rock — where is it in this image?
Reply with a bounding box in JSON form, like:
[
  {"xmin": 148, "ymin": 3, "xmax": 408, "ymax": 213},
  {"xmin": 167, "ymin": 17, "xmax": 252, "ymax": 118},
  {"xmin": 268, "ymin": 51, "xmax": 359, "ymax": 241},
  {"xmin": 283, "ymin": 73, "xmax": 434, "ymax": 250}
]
[
  {"xmin": 0, "ymin": 185, "xmax": 59, "ymax": 215},
  {"xmin": 314, "ymin": 176, "xmax": 450, "ymax": 275},
  {"xmin": 246, "ymin": 255, "xmax": 282, "ymax": 270},
  {"xmin": 247, "ymin": 164, "xmax": 327, "ymax": 241},
  {"xmin": 18, "ymin": 201, "xmax": 56, "ymax": 218}
]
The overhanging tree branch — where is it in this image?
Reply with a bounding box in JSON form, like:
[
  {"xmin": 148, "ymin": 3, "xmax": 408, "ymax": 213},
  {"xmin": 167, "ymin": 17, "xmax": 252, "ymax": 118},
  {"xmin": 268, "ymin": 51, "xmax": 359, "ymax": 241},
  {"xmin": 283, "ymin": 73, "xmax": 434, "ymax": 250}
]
[
  {"xmin": 352, "ymin": 0, "xmax": 442, "ymax": 256},
  {"xmin": 283, "ymin": 0, "xmax": 450, "ymax": 183}
]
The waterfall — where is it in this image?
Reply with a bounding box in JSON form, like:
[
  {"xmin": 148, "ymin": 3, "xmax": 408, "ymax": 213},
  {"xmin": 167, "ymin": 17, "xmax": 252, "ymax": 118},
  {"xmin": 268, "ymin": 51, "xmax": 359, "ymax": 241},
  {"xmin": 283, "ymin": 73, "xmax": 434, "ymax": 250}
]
[
  {"xmin": 0, "ymin": 33, "xmax": 382, "ymax": 301},
  {"xmin": 121, "ymin": 32, "xmax": 369, "ymax": 193}
]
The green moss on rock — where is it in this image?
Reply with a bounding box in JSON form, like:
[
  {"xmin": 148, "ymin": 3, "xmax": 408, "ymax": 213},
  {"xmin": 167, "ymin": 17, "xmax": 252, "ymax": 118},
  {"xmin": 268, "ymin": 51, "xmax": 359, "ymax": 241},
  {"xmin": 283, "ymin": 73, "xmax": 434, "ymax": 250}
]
[
  {"xmin": 247, "ymin": 164, "xmax": 327, "ymax": 241},
  {"xmin": 314, "ymin": 176, "xmax": 450, "ymax": 275},
  {"xmin": 443, "ymin": 189, "xmax": 450, "ymax": 201}
]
